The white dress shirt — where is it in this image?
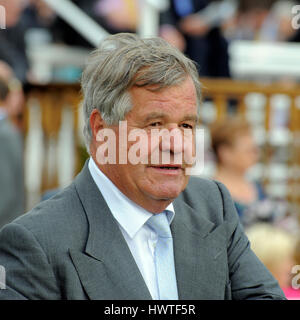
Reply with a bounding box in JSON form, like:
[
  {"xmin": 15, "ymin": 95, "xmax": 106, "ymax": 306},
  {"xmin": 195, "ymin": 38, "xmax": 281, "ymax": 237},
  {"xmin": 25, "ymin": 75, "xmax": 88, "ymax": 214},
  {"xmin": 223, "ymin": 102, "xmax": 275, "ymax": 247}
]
[{"xmin": 88, "ymin": 157, "xmax": 175, "ymax": 300}]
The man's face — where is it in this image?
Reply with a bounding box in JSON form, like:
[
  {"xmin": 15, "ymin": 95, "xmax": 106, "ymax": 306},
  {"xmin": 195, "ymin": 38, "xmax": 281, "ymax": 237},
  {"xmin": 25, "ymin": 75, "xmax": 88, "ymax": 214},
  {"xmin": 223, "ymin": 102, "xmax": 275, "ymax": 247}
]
[{"xmin": 92, "ymin": 77, "xmax": 198, "ymax": 213}]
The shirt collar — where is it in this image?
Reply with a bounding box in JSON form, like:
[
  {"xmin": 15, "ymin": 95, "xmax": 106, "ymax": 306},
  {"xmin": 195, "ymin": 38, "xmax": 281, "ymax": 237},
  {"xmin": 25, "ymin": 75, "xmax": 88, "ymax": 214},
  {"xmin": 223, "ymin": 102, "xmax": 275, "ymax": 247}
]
[{"xmin": 88, "ymin": 157, "xmax": 175, "ymax": 239}]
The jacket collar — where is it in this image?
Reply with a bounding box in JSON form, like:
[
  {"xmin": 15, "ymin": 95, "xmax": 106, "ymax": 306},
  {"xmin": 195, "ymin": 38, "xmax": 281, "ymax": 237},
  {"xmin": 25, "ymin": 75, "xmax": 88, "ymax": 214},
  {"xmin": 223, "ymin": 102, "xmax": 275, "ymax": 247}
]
[
  {"xmin": 72, "ymin": 161, "xmax": 224, "ymax": 299},
  {"xmin": 72, "ymin": 161, "xmax": 152, "ymax": 300}
]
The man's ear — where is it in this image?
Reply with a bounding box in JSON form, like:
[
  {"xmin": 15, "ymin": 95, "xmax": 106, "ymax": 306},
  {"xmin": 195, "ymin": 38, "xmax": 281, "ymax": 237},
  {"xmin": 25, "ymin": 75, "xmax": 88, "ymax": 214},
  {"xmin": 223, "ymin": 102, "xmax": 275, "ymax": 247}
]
[{"xmin": 90, "ymin": 109, "xmax": 104, "ymax": 141}]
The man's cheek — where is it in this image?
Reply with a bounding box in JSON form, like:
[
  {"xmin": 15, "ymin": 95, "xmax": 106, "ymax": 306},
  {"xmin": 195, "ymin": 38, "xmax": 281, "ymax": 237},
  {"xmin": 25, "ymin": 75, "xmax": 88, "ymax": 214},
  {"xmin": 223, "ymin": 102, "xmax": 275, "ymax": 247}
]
[
  {"xmin": 183, "ymin": 131, "xmax": 196, "ymax": 165},
  {"xmin": 149, "ymin": 132, "xmax": 160, "ymax": 165},
  {"xmin": 127, "ymin": 129, "xmax": 149, "ymax": 165}
]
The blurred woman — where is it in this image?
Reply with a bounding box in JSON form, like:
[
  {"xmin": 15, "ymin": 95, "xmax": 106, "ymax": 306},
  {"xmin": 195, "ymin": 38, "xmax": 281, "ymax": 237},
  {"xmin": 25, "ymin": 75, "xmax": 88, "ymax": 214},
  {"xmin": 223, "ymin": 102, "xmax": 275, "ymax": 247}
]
[{"xmin": 210, "ymin": 117, "xmax": 286, "ymax": 227}]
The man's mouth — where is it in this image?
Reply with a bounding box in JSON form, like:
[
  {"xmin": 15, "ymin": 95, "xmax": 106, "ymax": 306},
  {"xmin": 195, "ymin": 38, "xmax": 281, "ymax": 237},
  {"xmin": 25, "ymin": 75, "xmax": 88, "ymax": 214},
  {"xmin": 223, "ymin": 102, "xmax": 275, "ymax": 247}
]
[{"xmin": 148, "ymin": 165, "xmax": 183, "ymax": 173}]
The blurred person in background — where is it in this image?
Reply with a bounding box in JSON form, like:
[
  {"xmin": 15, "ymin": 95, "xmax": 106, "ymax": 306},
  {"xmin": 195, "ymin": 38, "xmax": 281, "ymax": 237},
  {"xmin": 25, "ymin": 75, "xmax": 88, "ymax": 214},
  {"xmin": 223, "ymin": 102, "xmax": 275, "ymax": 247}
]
[
  {"xmin": 0, "ymin": 0, "xmax": 56, "ymax": 84},
  {"xmin": 270, "ymin": 0, "xmax": 299, "ymax": 41},
  {"xmin": 0, "ymin": 0, "xmax": 29, "ymax": 83},
  {"xmin": 94, "ymin": 0, "xmax": 138, "ymax": 34},
  {"xmin": 210, "ymin": 116, "xmax": 292, "ymax": 228},
  {"xmin": 49, "ymin": 0, "xmax": 97, "ymax": 48},
  {"xmin": 51, "ymin": 0, "xmax": 139, "ymax": 48},
  {"xmin": 159, "ymin": 0, "xmax": 236, "ymax": 77},
  {"xmin": 0, "ymin": 74, "xmax": 24, "ymax": 229},
  {"xmin": 223, "ymin": 0, "xmax": 297, "ymax": 41},
  {"xmin": 0, "ymin": 61, "xmax": 25, "ymax": 132},
  {"xmin": 246, "ymin": 223, "xmax": 300, "ymax": 300},
  {"xmin": 21, "ymin": 0, "xmax": 56, "ymax": 29}
]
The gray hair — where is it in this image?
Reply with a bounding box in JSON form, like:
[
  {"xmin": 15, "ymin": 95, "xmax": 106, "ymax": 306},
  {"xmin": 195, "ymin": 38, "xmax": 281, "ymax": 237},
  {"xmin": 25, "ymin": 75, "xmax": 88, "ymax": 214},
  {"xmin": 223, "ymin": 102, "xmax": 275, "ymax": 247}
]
[{"xmin": 81, "ymin": 33, "xmax": 202, "ymax": 151}]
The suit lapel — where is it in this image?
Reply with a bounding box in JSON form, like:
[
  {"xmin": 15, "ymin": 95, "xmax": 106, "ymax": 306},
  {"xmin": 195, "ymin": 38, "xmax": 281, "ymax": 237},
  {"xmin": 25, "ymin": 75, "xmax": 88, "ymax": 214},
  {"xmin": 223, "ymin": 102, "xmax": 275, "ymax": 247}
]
[
  {"xmin": 71, "ymin": 162, "xmax": 228, "ymax": 299},
  {"xmin": 72, "ymin": 163, "xmax": 152, "ymax": 300},
  {"xmin": 173, "ymin": 198, "xmax": 227, "ymax": 300}
]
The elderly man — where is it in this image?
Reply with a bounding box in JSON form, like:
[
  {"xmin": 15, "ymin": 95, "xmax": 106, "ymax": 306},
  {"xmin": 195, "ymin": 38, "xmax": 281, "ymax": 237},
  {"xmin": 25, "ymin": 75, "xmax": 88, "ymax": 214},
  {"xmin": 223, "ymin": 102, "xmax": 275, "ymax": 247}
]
[{"xmin": 0, "ymin": 33, "xmax": 285, "ymax": 300}]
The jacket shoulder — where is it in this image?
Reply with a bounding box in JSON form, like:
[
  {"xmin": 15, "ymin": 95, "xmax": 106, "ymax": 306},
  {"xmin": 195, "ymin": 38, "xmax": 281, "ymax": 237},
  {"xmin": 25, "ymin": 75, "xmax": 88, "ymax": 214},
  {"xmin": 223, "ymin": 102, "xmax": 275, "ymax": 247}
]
[
  {"xmin": 179, "ymin": 177, "xmax": 238, "ymax": 225},
  {"xmin": 8, "ymin": 183, "xmax": 88, "ymax": 252}
]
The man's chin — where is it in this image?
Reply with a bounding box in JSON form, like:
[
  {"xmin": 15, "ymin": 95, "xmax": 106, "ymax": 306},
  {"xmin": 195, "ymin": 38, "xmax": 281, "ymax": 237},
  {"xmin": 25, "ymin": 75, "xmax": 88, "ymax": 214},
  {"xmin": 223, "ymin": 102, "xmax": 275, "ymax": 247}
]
[{"xmin": 147, "ymin": 184, "xmax": 186, "ymax": 202}]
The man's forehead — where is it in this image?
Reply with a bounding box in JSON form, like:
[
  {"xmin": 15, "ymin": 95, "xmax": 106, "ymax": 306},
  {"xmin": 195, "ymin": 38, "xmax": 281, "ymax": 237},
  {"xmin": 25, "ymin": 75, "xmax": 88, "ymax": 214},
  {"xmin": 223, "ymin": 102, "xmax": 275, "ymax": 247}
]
[{"xmin": 130, "ymin": 78, "xmax": 197, "ymax": 101}]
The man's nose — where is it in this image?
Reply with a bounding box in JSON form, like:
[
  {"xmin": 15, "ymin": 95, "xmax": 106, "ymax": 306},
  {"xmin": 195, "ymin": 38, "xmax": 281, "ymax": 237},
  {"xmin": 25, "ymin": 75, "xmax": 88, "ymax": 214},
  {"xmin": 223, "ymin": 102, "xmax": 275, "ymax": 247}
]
[{"xmin": 159, "ymin": 126, "xmax": 184, "ymax": 154}]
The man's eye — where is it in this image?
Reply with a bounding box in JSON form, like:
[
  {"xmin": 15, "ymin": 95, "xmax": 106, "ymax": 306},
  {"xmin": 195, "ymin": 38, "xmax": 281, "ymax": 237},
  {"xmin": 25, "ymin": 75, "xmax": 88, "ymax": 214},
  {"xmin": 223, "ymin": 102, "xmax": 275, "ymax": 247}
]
[
  {"xmin": 149, "ymin": 122, "xmax": 161, "ymax": 127},
  {"xmin": 181, "ymin": 123, "xmax": 194, "ymax": 129}
]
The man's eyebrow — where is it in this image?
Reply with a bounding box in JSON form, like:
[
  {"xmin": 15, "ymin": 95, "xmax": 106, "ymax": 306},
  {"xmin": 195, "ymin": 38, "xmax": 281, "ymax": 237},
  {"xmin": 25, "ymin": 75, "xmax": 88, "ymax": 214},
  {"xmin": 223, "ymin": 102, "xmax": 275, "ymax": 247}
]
[
  {"xmin": 182, "ymin": 115, "xmax": 198, "ymax": 122},
  {"xmin": 144, "ymin": 113, "xmax": 198, "ymax": 123},
  {"xmin": 144, "ymin": 112, "xmax": 166, "ymax": 122}
]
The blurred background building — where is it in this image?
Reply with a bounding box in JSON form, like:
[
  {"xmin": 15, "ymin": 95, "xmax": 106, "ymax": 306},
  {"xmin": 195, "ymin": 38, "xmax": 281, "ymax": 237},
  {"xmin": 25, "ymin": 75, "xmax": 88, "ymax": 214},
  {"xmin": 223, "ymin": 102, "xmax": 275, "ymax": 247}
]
[{"xmin": 1, "ymin": 0, "xmax": 300, "ymax": 297}]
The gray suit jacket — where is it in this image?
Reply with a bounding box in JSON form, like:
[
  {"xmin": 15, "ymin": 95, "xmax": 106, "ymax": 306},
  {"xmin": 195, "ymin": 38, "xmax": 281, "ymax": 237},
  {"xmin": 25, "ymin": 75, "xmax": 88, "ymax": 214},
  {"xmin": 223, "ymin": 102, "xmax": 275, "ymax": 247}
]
[{"xmin": 0, "ymin": 162, "xmax": 285, "ymax": 300}]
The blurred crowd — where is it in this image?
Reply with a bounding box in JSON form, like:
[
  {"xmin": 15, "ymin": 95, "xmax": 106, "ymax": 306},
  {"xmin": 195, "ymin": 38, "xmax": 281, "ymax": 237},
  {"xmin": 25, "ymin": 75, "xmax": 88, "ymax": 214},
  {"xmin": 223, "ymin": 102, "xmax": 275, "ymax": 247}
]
[
  {"xmin": 1, "ymin": 0, "xmax": 300, "ymax": 83},
  {"xmin": 209, "ymin": 115, "xmax": 300, "ymax": 299},
  {"xmin": 1, "ymin": 0, "xmax": 300, "ymax": 298}
]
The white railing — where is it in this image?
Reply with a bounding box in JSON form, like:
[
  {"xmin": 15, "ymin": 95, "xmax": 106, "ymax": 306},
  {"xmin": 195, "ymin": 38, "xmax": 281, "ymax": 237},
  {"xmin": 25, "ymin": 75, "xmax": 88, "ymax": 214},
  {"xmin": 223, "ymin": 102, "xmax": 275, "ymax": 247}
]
[
  {"xmin": 229, "ymin": 40, "xmax": 300, "ymax": 81},
  {"xmin": 43, "ymin": 0, "xmax": 109, "ymax": 47}
]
